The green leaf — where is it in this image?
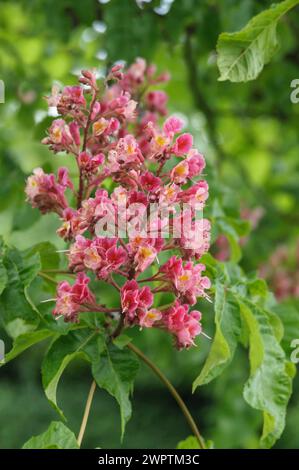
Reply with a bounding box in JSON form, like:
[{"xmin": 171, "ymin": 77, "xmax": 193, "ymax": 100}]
[
  {"xmin": 0, "ymin": 238, "xmax": 8, "ymax": 295},
  {"xmin": 92, "ymin": 342, "xmax": 139, "ymax": 440},
  {"xmin": 112, "ymin": 334, "xmax": 132, "ymax": 349},
  {"xmin": 24, "ymin": 242, "xmax": 60, "ymax": 271},
  {"xmin": 239, "ymin": 300, "xmax": 293, "ymax": 448},
  {"xmin": 193, "ymin": 281, "xmax": 241, "ymax": 389},
  {"xmin": 217, "ymin": 0, "xmax": 299, "ymax": 82},
  {"xmin": 4, "ymin": 329, "xmax": 54, "ymax": 364},
  {"xmin": 22, "ymin": 421, "xmax": 79, "ymax": 449},
  {"xmin": 273, "ymin": 301, "xmax": 299, "ymax": 356},
  {"xmin": 0, "ymin": 247, "xmax": 41, "ymax": 337},
  {"xmin": 176, "ymin": 435, "xmax": 201, "ymax": 449},
  {"xmin": 41, "ymin": 329, "xmax": 99, "ymax": 419}
]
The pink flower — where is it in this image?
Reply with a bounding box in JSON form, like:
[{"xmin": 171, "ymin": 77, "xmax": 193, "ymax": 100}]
[
  {"xmin": 69, "ymin": 121, "xmax": 81, "ymax": 146},
  {"xmin": 164, "ymin": 301, "xmax": 202, "ymax": 349},
  {"xmin": 186, "ymin": 149, "xmax": 205, "ymax": 177},
  {"xmin": 68, "ymin": 235, "xmax": 91, "ymax": 271},
  {"xmin": 170, "ymin": 161, "xmax": 189, "ymax": 184},
  {"xmin": 25, "ymin": 167, "xmax": 71, "ymax": 215},
  {"xmin": 108, "ymin": 134, "xmax": 143, "ymax": 173},
  {"xmin": 163, "ymin": 116, "xmax": 183, "ymax": 137},
  {"xmin": 78, "ymin": 151, "xmax": 104, "ymax": 176},
  {"xmin": 172, "ymin": 133, "xmax": 193, "ymax": 156},
  {"xmin": 139, "ymin": 171, "xmax": 162, "ymax": 193},
  {"xmin": 121, "ymin": 280, "xmax": 153, "ymax": 324},
  {"xmin": 59, "ymin": 85, "xmax": 86, "ymax": 109},
  {"xmin": 57, "ymin": 208, "xmax": 81, "ymax": 240},
  {"xmin": 134, "ymin": 244, "xmax": 157, "ymax": 272},
  {"xmin": 53, "ymin": 272, "xmax": 95, "ymax": 322},
  {"xmin": 42, "ymin": 119, "xmax": 76, "ymax": 152},
  {"xmin": 92, "ymin": 117, "xmax": 109, "ymax": 136},
  {"xmin": 160, "ymin": 257, "xmax": 210, "ymax": 305},
  {"xmin": 160, "ymin": 255, "xmax": 183, "ymax": 278},
  {"xmin": 68, "ymin": 236, "xmax": 127, "ymax": 279},
  {"xmin": 178, "ymin": 180, "xmax": 209, "ymax": 207},
  {"xmin": 146, "ymin": 90, "xmax": 168, "ymax": 115},
  {"xmin": 138, "ymin": 308, "xmax": 162, "ymax": 328},
  {"xmin": 174, "ymin": 218, "xmax": 211, "ymax": 260}
]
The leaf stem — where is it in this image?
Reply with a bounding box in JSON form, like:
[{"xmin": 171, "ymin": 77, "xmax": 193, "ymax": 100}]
[
  {"xmin": 77, "ymin": 380, "xmax": 97, "ymax": 448},
  {"xmin": 38, "ymin": 272, "xmax": 58, "ymax": 284},
  {"xmin": 127, "ymin": 342, "xmax": 206, "ymax": 449}
]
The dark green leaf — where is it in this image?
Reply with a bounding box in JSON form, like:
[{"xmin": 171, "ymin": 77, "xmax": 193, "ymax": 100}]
[
  {"xmin": 193, "ymin": 281, "xmax": 241, "ymax": 389},
  {"xmin": 41, "ymin": 329, "xmax": 100, "ymax": 419},
  {"xmin": 4, "ymin": 329, "xmax": 54, "ymax": 364},
  {"xmin": 239, "ymin": 300, "xmax": 294, "ymax": 448},
  {"xmin": 92, "ymin": 342, "xmax": 139, "ymax": 439}
]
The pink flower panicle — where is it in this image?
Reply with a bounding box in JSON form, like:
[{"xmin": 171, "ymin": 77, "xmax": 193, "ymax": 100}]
[{"xmin": 26, "ymin": 58, "xmax": 212, "ymax": 349}]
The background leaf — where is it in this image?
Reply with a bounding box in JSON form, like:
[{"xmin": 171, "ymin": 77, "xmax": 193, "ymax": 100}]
[{"xmin": 217, "ymin": 0, "xmax": 299, "ymax": 82}]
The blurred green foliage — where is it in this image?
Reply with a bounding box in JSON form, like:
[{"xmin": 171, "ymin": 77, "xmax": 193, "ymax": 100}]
[{"xmin": 0, "ymin": 0, "xmax": 299, "ymax": 449}]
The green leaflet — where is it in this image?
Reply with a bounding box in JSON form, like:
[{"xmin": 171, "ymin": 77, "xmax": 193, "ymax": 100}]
[
  {"xmin": 273, "ymin": 301, "xmax": 299, "ymax": 356},
  {"xmin": 192, "ymin": 281, "xmax": 241, "ymax": 389},
  {"xmin": 193, "ymin": 258, "xmax": 294, "ymax": 447},
  {"xmin": 217, "ymin": 0, "xmax": 299, "ymax": 82},
  {"xmin": 0, "ymin": 247, "xmax": 42, "ymax": 337},
  {"xmin": 176, "ymin": 435, "xmax": 201, "ymax": 449},
  {"xmin": 41, "ymin": 329, "xmax": 99, "ymax": 419},
  {"xmin": 92, "ymin": 342, "xmax": 139, "ymax": 440},
  {"xmin": 22, "ymin": 421, "xmax": 79, "ymax": 449},
  {"xmin": 4, "ymin": 329, "xmax": 55, "ymax": 364},
  {"xmin": 0, "ymin": 238, "xmax": 7, "ymax": 295},
  {"xmin": 23, "ymin": 241, "xmax": 60, "ymax": 271},
  {"xmin": 239, "ymin": 300, "xmax": 294, "ymax": 448}
]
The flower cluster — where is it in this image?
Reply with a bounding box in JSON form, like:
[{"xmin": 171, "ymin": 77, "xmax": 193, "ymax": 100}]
[{"xmin": 26, "ymin": 58, "xmax": 211, "ymax": 349}]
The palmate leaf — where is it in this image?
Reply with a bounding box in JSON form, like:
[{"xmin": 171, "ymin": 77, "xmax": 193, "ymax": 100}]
[
  {"xmin": 22, "ymin": 421, "xmax": 79, "ymax": 449},
  {"xmin": 42, "ymin": 327, "xmax": 139, "ymax": 439},
  {"xmin": 194, "ymin": 255, "xmax": 295, "ymax": 447},
  {"xmin": 41, "ymin": 329, "xmax": 100, "ymax": 419},
  {"xmin": 192, "ymin": 281, "xmax": 241, "ymax": 389},
  {"xmin": 92, "ymin": 341, "xmax": 139, "ymax": 440},
  {"xmin": 4, "ymin": 329, "xmax": 55, "ymax": 364},
  {"xmin": 0, "ymin": 247, "xmax": 42, "ymax": 338},
  {"xmin": 239, "ymin": 300, "xmax": 295, "ymax": 448},
  {"xmin": 217, "ymin": 0, "xmax": 299, "ymax": 82}
]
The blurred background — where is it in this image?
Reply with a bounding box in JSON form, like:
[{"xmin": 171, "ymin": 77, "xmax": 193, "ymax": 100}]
[{"xmin": 0, "ymin": 0, "xmax": 299, "ymax": 448}]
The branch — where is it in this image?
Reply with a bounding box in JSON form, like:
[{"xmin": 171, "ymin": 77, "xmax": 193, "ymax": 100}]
[
  {"xmin": 127, "ymin": 342, "xmax": 206, "ymax": 449},
  {"xmin": 77, "ymin": 380, "xmax": 97, "ymax": 447}
]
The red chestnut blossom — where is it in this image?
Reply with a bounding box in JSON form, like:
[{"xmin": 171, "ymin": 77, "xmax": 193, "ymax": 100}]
[
  {"xmin": 53, "ymin": 272, "xmax": 95, "ymax": 322},
  {"xmin": 25, "ymin": 167, "xmax": 73, "ymax": 215},
  {"xmin": 164, "ymin": 301, "xmax": 202, "ymax": 349},
  {"xmin": 26, "ymin": 58, "xmax": 212, "ymax": 349},
  {"xmin": 160, "ymin": 256, "xmax": 211, "ymax": 305},
  {"xmin": 121, "ymin": 280, "xmax": 154, "ymax": 325},
  {"xmin": 172, "ymin": 133, "xmax": 193, "ymax": 156},
  {"xmin": 146, "ymin": 90, "xmax": 168, "ymax": 115}
]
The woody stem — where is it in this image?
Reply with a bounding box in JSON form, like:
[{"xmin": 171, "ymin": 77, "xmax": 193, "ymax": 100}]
[
  {"xmin": 127, "ymin": 342, "xmax": 206, "ymax": 449},
  {"xmin": 77, "ymin": 380, "xmax": 97, "ymax": 447}
]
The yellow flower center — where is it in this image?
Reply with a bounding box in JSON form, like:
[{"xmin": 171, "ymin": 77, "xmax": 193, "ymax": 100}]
[{"xmin": 155, "ymin": 135, "xmax": 166, "ymax": 147}]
